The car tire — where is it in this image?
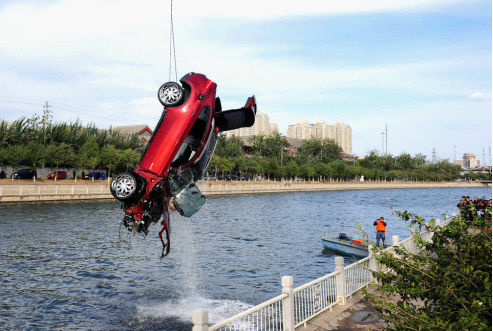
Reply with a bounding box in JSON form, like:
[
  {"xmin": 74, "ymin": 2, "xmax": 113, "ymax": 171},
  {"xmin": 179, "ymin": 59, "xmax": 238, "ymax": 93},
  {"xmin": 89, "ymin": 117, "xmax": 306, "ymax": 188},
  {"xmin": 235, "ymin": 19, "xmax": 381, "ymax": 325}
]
[
  {"xmin": 158, "ymin": 82, "xmax": 183, "ymax": 107},
  {"xmin": 110, "ymin": 172, "xmax": 146, "ymax": 202}
]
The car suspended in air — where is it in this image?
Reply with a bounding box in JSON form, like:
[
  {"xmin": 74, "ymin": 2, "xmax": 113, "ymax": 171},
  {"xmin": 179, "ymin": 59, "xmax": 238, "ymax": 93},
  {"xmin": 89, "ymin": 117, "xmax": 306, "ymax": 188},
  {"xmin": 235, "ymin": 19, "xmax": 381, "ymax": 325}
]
[{"xmin": 110, "ymin": 72, "xmax": 256, "ymax": 257}]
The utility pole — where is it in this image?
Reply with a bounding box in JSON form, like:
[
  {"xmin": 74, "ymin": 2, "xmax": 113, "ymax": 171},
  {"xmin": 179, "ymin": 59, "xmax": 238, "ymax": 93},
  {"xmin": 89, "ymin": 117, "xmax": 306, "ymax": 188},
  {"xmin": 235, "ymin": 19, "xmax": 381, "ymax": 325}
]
[
  {"xmin": 43, "ymin": 101, "xmax": 51, "ymax": 145},
  {"xmin": 385, "ymin": 124, "xmax": 388, "ymax": 155},
  {"xmin": 381, "ymin": 132, "xmax": 384, "ymax": 155},
  {"xmin": 488, "ymin": 147, "xmax": 491, "ymax": 179}
]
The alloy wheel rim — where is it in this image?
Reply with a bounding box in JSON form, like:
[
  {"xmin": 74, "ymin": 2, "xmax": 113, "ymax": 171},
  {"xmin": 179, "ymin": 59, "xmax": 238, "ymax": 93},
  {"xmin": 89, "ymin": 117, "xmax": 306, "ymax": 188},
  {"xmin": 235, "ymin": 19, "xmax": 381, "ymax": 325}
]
[
  {"xmin": 159, "ymin": 84, "xmax": 182, "ymax": 105},
  {"xmin": 111, "ymin": 174, "xmax": 136, "ymax": 198}
]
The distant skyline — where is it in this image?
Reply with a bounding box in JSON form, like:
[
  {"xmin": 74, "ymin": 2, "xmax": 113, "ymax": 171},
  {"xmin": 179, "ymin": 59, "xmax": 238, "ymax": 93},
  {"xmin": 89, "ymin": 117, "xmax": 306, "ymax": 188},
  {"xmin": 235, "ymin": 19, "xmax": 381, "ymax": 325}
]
[{"xmin": 0, "ymin": 0, "xmax": 490, "ymax": 163}]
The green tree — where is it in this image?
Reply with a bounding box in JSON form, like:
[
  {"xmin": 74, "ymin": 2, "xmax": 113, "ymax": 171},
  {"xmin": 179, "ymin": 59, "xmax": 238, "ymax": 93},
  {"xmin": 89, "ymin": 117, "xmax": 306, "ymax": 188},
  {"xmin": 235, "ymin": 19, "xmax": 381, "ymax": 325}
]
[
  {"xmin": 44, "ymin": 143, "xmax": 76, "ymax": 180},
  {"xmin": 78, "ymin": 138, "xmax": 100, "ymax": 170},
  {"xmin": 395, "ymin": 153, "xmax": 414, "ymax": 171},
  {"xmin": 300, "ymin": 163, "xmax": 316, "ymax": 180},
  {"xmin": 118, "ymin": 148, "xmax": 142, "ymax": 172},
  {"xmin": 209, "ymin": 155, "xmax": 234, "ymax": 177},
  {"xmin": 298, "ymin": 137, "xmax": 342, "ymax": 164},
  {"xmin": 245, "ymin": 156, "xmax": 262, "ymax": 179},
  {"xmin": 331, "ymin": 160, "xmax": 347, "ymax": 179},
  {"xmin": 100, "ymin": 144, "xmax": 120, "ymax": 178},
  {"xmin": 365, "ymin": 210, "xmax": 492, "ymax": 330},
  {"xmin": 2, "ymin": 145, "xmax": 25, "ymax": 173},
  {"xmin": 264, "ymin": 157, "xmax": 280, "ymax": 179},
  {"xmin": 214, "ymin": 134, "xmax": 245, "ymax": 158}
]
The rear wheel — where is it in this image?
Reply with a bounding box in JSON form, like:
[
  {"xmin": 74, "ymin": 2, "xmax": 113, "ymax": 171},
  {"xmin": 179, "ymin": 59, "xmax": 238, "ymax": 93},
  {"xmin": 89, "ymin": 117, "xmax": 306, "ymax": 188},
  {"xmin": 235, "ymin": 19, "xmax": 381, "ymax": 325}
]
[
  {"xmin": 158, "ymin": 82, "xmax": 183, "ymax": 106},
  {"xmin": 110, "ymin": 172, "xmax": 146, "ymax": 202}
]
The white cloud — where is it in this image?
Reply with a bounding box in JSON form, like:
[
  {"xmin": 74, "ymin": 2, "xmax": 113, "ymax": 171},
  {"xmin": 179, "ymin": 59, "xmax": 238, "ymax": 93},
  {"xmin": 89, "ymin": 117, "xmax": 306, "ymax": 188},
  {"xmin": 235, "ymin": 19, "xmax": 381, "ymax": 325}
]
[{"xmin": 467, "ymin": 91, "xmax": 488, "ymax": 101}]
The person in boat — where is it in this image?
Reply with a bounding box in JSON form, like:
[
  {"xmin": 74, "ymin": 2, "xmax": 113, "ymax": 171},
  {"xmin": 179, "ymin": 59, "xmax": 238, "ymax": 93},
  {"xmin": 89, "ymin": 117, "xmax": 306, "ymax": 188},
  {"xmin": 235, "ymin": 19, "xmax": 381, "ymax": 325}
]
[{"xmin": 373, "ymin": 217, "xmax": 387, "ymax": 248}]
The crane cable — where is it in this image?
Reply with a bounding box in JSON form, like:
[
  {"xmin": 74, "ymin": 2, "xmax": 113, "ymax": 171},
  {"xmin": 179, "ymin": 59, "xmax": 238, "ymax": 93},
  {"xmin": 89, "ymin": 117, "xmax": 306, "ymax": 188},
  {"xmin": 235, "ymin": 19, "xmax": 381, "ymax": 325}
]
[{"xmin": 169, "ymin": 0, "xmax": 178, "ymax": 82}]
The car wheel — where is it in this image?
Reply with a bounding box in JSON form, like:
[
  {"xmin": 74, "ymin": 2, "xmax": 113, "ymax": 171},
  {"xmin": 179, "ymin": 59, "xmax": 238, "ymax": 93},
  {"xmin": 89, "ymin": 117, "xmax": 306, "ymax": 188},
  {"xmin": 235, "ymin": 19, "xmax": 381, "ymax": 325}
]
[
  {"xmin": 110, "ymin": 172, "xmax": 146, "ymax": 202},
  {"xmin": 158, "ymin": 82, "xmax": 183, "ymax": 107}
]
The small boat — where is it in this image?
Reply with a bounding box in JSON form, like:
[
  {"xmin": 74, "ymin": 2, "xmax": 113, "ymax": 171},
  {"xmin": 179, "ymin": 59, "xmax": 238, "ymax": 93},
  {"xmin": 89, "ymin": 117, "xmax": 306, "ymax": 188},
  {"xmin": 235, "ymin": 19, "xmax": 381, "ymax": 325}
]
[{"xmin": 321, "ymin": 232, "xmax": 369, "ymax": 258}]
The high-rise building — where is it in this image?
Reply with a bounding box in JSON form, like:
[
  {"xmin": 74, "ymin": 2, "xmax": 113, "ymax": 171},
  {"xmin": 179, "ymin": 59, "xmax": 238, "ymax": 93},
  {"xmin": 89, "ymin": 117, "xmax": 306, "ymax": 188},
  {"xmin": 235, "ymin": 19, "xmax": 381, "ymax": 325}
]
[
  {"xmin": 334, "ymin": 121, "xmax": 352, "ymax": 155},
  {"xmin": 285, "ymin": 120, "xmax": 352, "ymax": 154},
  {"xmin": 225, "ymin": 112, "xmax": 277, "ymax": 138},
  {"xmin": 454, "ymin": 153, "xmax": 481, "ymax": 168}
]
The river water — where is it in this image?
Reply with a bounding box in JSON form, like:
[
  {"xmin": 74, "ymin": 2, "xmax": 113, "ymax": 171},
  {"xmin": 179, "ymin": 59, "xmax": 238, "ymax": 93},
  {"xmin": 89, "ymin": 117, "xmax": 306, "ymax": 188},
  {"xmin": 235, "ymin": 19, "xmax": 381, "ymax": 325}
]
[{"xmin": 0, "ymin": 186, "xmax": 490, "ymax": 330}]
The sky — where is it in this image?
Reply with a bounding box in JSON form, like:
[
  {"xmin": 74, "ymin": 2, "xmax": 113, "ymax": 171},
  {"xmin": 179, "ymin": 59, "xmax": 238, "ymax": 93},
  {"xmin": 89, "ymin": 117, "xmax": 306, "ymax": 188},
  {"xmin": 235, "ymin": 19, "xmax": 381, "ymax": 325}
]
[{"xmin": 0, "ymin": 0, "xmax": 491, "ymax": 163}]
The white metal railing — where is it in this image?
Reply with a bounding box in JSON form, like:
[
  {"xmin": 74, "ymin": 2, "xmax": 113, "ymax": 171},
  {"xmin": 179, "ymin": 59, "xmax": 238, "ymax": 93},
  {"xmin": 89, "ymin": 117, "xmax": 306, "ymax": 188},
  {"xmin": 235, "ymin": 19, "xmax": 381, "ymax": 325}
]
[
  {"xmin": 194, "ymin": 293, "xmax": 287, "ymax": 331},
  {"xmin": 293, "ymin": 270, "xmax": 339, "ymax": 327},
  {"xmin": 193, "ymin": 214, "xmax": 455, "ymax": 331},
  {"xmin": 344, "ymin": 256, "xmax": 372, "ymax": 298}
]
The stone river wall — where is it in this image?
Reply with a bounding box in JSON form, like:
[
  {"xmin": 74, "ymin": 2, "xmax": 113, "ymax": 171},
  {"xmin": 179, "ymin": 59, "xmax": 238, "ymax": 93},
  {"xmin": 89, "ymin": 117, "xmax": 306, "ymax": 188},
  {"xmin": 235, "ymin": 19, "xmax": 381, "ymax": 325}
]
[{"xmin": 0, "ymin": 179, "xmax": 484, "ymax": 203}]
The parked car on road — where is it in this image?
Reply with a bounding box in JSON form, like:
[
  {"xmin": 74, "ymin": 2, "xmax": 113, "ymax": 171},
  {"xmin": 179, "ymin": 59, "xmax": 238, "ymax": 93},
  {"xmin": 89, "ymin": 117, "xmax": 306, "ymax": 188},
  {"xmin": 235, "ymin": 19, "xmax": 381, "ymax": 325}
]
[
  {"xmin": 241, "ymin": 174, "xmax": 250, "ymax": 181},
  {"xmin": 47, "ymin": 171, "xmax": 67, "ymax": 180},
  {"xmin": 225, "ymin": 173, "xmax": 239, "ymax": 181},
  {"xmin": 11, "ymin": 168, "xmax": 37, "ymax": 179},
  {"xmin": 206, "ymin": 174, "xmax": 217, "ymax": 181}
]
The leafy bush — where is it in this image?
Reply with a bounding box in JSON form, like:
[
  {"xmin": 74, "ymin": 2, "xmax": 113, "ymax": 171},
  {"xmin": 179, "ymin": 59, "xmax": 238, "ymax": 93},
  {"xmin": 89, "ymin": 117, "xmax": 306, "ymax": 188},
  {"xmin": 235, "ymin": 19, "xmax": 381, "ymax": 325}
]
[{"xmin": 365, "ymin": 209, "xmax": 492, "ymax": 330}]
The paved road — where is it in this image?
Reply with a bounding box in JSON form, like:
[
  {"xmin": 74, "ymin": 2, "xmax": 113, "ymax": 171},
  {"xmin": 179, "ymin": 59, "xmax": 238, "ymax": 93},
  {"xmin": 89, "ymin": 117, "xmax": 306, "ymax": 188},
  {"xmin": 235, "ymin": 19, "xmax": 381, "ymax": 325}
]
[{"xmin": 296, "ymin": 289, "xmax": 389, "ymax": 331}]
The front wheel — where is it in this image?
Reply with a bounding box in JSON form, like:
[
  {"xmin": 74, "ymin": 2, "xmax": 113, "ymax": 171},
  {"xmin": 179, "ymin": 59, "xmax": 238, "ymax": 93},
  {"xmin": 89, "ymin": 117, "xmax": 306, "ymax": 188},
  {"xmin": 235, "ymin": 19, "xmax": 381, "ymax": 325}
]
[
  {"xmin": 110, "ymin": 172, "xmax": 146, "ymax": 202},
  {"xmin": 158, "ymin": 82, "xmax": 183, "ymax": 107}
]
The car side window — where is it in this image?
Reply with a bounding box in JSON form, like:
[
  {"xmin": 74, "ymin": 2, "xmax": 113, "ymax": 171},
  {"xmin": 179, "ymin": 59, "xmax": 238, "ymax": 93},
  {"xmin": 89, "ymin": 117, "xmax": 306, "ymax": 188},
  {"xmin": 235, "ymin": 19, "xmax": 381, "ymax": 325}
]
[{"xmin": 170, "ymin": 106, "xmax": 211, "ymax": 169}]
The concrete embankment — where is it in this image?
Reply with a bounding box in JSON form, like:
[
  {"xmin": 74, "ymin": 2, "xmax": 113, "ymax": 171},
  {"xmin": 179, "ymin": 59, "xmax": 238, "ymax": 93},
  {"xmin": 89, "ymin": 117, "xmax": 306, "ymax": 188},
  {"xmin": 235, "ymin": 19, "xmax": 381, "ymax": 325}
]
[{"xmin": 0, "ymin": 179, "xmax": 485, "ymax": 203}]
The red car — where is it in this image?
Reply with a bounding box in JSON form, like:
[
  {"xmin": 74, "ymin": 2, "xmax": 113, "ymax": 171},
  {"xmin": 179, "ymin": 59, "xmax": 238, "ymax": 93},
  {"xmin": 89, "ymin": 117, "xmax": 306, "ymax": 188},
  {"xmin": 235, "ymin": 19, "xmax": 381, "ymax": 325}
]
[
  {"xmin": 47, "ymin": 171, "xmax": 67, "ymax": 180},
  {"xmin": 110, "ymin": 72, "xmax": 256, "ymax": 256}
]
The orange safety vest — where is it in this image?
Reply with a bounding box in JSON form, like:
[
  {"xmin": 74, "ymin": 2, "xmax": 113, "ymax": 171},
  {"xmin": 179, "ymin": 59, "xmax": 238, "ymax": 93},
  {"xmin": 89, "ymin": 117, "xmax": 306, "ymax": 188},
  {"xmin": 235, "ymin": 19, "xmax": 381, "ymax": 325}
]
[{"xmin": 376, "ymin": 221, "xmax": 386, "ymax": 232}]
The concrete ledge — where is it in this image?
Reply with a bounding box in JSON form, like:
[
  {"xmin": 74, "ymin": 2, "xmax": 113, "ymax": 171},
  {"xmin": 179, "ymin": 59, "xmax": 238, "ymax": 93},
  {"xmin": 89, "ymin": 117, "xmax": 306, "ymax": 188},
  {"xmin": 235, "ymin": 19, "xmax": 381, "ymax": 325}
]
[
  {"xmin": 0, "ymin": 181, "xmax": 483, "ymax": 203},
  {"xmin": 0, "ymin": 193, "xmax": 113, "ymax": 203}
]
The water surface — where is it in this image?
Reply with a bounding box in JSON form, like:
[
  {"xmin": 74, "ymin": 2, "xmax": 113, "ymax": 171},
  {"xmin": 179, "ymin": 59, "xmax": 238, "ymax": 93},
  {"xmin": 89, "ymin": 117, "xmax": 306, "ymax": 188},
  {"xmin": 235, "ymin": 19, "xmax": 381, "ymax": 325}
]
[{"xmin": 0, "ymin": 186, "xmax": 490, "ymax": 330}]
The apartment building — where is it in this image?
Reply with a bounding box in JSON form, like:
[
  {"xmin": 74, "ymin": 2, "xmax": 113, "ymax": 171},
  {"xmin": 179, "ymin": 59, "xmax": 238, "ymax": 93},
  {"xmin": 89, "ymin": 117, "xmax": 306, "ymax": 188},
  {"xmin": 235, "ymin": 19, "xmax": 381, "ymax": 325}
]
[{"xmin": 286, "ymin": 120, "xmax": 352, "ymax": 154}]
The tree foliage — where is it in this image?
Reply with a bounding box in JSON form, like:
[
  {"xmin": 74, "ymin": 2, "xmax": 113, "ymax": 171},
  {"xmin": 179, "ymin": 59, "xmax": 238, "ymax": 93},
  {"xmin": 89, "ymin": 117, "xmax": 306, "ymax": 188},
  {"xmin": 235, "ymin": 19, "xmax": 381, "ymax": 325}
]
[
  {"xmin": 209, "ymin": 133, "xmax": 480, "ymax": 181},
  {"xmin": 365, "ymin": 210, "xmax": 492, "ymax": 330},
  {"xmin": 0, "ymin": 116, "xmax": 144, "ymax": 173},
  {"xmin": 1, "ymin": 115, "xmax": 486, "ymax": 182}
]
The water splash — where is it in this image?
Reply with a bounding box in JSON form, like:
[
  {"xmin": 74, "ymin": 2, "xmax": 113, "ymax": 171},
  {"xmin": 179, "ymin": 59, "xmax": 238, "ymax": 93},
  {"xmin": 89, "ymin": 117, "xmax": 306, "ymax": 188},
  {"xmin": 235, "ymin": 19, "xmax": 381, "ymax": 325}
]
[{"xmin": 136, "ymin": 296, "xmax": 253, "ymax": 324}]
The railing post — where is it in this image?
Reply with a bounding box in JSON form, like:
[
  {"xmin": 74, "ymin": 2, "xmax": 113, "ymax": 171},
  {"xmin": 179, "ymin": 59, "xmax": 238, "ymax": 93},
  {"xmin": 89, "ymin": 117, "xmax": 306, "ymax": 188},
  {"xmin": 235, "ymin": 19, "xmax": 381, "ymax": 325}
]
[
  {"xmin": 282, "ymin": 276, "xmax": 295, "ymax": 331},
  {"xmin": 392, "ymin": 235, "xmax": 399, "ymax": 247},
  {"xmin": 428, "ymin": 218, "xmax": 439, "ymax": 239},
  {"xmin": 390, "ymin": 234, "xmax": 399, "ymax": 256},
  {"xmin": 335, "ymin": 256, "xmax": 346, "ymax": 305},
  {"xmin": 192, "ymin": 309, "xmax": 209, "ymax": 331},
  {"xmin": 20, "ymin": 187, "xmax": 22, "ymax": 196},
  {"xmin": 368, "ymin": 244, "xmax": 378, "ymax": 281}
]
